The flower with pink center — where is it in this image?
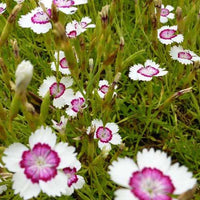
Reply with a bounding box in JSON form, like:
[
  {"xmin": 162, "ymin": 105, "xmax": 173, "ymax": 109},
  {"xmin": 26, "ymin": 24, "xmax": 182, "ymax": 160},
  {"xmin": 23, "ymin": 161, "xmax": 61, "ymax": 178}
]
[
  {"xmin": 0, "ymin": 3, "xmax": 6, "ymax": 14},
  {"xmin": 52, "ymin": 115, "xmax": 68, "ymax": 132},
  {"xmin": 97, "ymin": 80, "xmax": 117, "ymax": 99},
  {"xmin": 38, "ymin": 76, "xmax": 74, "ymax": 109},
  {"xmin": 157, "ymin": 25, "xmax": 184, "ymax": 45},
  {"xmin": 66, "ymin": 17, "xmax": 95, "ymax": 38},
  {"xmin": 40, "ymin": 0, "xmax": 87, "ymax": 15},
  {"xmin": 2, "ymin": 126, "xmax": 78, "ymax": 199},
  {"xmin": 65, "ymin": 91, "xmax": 87, "ymax": 117},
  {"xmin": 62, "ymin": 159, "xmax": 85, "ymax": 195},
  {"xmin": 129, "ymin": 60, "xmax": 168, "ymax": 81},
  {"xmin": 156, "ymin": 5, "xmax": 174, "ymax": 23},
  {"xmin": 108, "ymin": 148, "xmax": 197, "ymax": 200},
  {"xmin": 18, "ymin": 7, "xmax": 52, "ymax": 34},
  {"xmin": 87, "ymin": 119, "xmax": 122, "ymax": 151},
  {"xmin": 170, "ymin": 45, "xmax": 200, "ymax": 65}
]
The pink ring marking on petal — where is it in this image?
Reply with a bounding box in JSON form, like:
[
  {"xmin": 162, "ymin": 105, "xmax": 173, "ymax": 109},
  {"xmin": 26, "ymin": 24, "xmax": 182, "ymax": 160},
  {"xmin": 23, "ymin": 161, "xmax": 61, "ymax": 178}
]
[
  {"xmin": 53, "ymin": 0, "xmax": 75, "ymax": 8},
  {"xmin": 178, "ymin": 52, "xmax": 192, "ymax": 60},
  {"xmin": 160, "ymin": 8, "xmax": 170, "ymax": 17},
  {"xmin": 63, "ymin": 167, "xmax": 78, "ymax": 187},
  {"xmin": 67, "ymin": 30, "xmax": 77, "ymax": 38},
  {"xmin": 49, "ymin": 82, "xmax": 66, "ymax": 98},
  {"xmin": 80, "ymin": 22, "xmax": 87, "ymax": 28},
  {"xmin": 71, "ymin": 97, "xmax": 85, "ymax": 113},
  {"xmin": 60, "ymin": 57, "xmax": 69, "ymax": 69},
  {"xmin": 159, "ymin": 29, "xmax": 177, "ymax": 40},
  {"xmin": 31, "ymin": 9, "xmax": 51, "ymax": 24},
  {"xmin": 20, "ymin": 143, "xmax": 60, "ymax": 183},
  {"xmin": 96, "ymin": 126, "xmax": 113, "ymax": 143},
  {"xmin": 129, "ymin": 167, "xmax": 175, "ymax": 200},
  {"xmin": 0, "ymin": 7, "xmax": 5, "ymax": 14},
  {"xmin": 99, "ymin": 85, "xmax": 109, "ymax": 94},
  {"xmin": 137, "ymin": 65, "xmax": 159, "ymax": 77}
]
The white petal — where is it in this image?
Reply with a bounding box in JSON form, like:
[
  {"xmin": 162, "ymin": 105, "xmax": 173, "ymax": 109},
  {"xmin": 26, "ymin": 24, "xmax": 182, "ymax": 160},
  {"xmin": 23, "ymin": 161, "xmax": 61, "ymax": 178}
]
[
  {"xmin": 12, "ymin": 171, "xmax": 41, "ymax": 200},
  {"xmin": 173, "ymin": 34, "xmax": 184, "ymax": 43},
  {"xmin": 108, "ymin": 157, "xmax": 138, "ymax": 188},
  {"xmin": 29, "ymin": 126, "xmax": 57, "ymax": 149},
  {"xmin": 110, "ymin": 133, "xmax": 122, "ymax": 145},
  {"xmin": 155, "ymin": 69, "xmax": 168, "ymax": 76},
  {"xmin": 73, "ymin": 175, "xmax": 85, "ymax": 189},
  {"xmin": 0, "ymin": 179, "xmax": 7, "ymax": 194},
  {"xmin": 106, "ymin": 123, "xmax": 119, "ymax": 134},
  {"xmin": 166, "ymin": 5, "xmax": 174, "ymax": 11},
  {"xmin": 39, "ymin": 0, "xmax": 52, "ymax": 8},
  {"xmin": 60, "ymin": 76, "xmax": 73, "ymax": 88},
  {"xmin": 59, "ymin": 7, "xmax": 77, "ymax": 15},
  {"xmin": 91, "ymin": 119, "xmax": 103, "ymax": 130},
  {"xmin": 69, "ymin": 159, "xmax": 82, "ymax": 171},
  {"xmin": 74, "ymin": 0, "xmax": 88, "ymax": 5},
  {"xmin": 38, "ymin": 76, "xmax": 56, "ymax": 97},
  {"xmin": 167, "ymin": 13, "xmax": 175, "ymax": 19},
  {"xmin": 166, "ymin": 163, "xmax": 197, "ymax": 194},
  {"xmin": 160, "ymin": 16, "xmax": 168, "ymax": 23},
  {"xmin": 66, "ymin": 107, "xmax": 77, "ymax": 117},
  {"xmin": 54, "ymin": 142, "xmax": 77, "ymax": 169},
  {"xmin": 2, "ymin": 143, "xmax": 28, "ymax": 172},
  {"xmin": 137, "ymin": 73, "xmax": 153, "ymax": 81},
  {"xmin": 86, "ymin": 24, "xmax": 96, "ymax": 28},
  {"xmin": 98, "ymin": 141, "xmax": 111, "ymax": 151},
  {"xmin": 137, "ymin": 148, "xmax": 172, "ymax": 173},
  {"xmin": 99, "ymin": 80, "xmax": 109, "ymax": 87},
  {"xmin": 129, "ymin": 64, "xmax": 143, "ymax": 80},
  {"xmin": 114, "ymin": 189, "xmax": 138, "ymax": 200},
  {"xmin": 97, "ymin": 90, "xmax": 105, "ymax": 98},
  {"xmin": 144, "ymin": 59, "xmax": 159, "ymax": 68},
  {"xmin": 31, "ymin": 23, "xmax": 52, "ymax": 34},
  {"xmin": 39, "ymin": 171, "xmax": 67, "ymax": 196},
  {"xmin": 64, "ymin": 185, "xmax": 74, "ymax": 195}
]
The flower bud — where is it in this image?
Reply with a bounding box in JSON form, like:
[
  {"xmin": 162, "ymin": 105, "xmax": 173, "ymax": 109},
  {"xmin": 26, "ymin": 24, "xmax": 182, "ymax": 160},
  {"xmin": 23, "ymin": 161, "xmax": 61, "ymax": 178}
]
[{"xmin": 15, "ymin": 60, "xmax": 33, "ymax": 93}]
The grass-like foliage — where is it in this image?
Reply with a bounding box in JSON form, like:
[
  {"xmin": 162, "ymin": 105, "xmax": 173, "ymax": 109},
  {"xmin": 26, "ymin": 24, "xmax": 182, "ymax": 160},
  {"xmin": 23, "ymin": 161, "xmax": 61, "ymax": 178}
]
[{"xmin": 0, "ymin": 0, "xmax": 200, "ymax": 199}]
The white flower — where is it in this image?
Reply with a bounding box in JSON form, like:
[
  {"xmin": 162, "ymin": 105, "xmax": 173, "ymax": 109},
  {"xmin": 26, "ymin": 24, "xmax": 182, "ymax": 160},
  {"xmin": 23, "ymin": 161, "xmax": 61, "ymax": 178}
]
[
  {"xmin": 39, "ymin": 0, "xmax": 87, "ymax": 15},
  {"xmin": 97, "ymin": 80, "xmax": 117, "ymax": 99},
  {"xmin": 38, "ymin": 76, "xmax": 74, "ymax": 109},
  {"xmin": 0, "ymin": 164, "xmax": 7, "ymax": 195},
  {"xmin": 0, "ymin": 3, "xmax": 6, "ymax": 14},
  {"xmin": 66, "ymin": 17, "xmax": 95, "ymax": 38},
  {"xmin": 170, "ymin": 45, "xmax": 200, "ymax": 65},
  {"xmin": 157, "ymin": 25, "xmax": 184, "ymax": 45},
  {"xmin": 63, "ymin": 159, "xmax": 85, "ymax": 195},
  {"xmin": 2, "ymin": 126, "xmax": 78, "ymax": 200},
  {"xmin": 14, "ymin": 0, "xmax": 24, "ymax": 3},
  {"xmin": 15, "ymin": 60, "xmax": 33, "ymax": 93},
  {"xmin": 65, "ymin": 91, "xmax": 86, "ymax": 117},
  {"xmin": 52, "ymin": 115, "xmax": 68, "ymax": 132},
  {"xmin": 129, "ymin": 59, "xmax": 168, "ymax": 81},
  {"xmin": 87, "ymin": 119, "xmax": 122, "ymax": 151},
  {"xmin": 18, "ymin": 7, "xmax": 52, "ymax": 34},
  {"xmin": 158, "ymin": 4, "xmax": 174, "ymax": 23},
  {"xmin": 108, "ymin": 148, "xmax": 197, "ymax": 200}
]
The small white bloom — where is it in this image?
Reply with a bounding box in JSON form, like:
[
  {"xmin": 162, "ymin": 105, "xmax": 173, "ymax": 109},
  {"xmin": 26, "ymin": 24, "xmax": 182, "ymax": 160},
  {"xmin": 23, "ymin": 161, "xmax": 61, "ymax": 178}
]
[
  {"xmin": 129, "ymin": 59, "xmax": 168, "ymax": 81},
  {"xmin": 15, "ymin": 60, "xmax": 33, "ymax": 93},
  {"xmin": 40, "ymin": 0, "xmax": 87, "ymax": 15},
  {"xmin": 18, "ymin": 7, "xmax": 52, "ymax": 34},
  {"xmin": 170, "ymin": 45, "xmax": 200, "ymax": 65},
  {"xmin": 52, "ymin": 115, "xmax": 68, "ymax": 132},
  {"xmin": 157, "ymin": 4, "xmax": 174, "ymax": 23},
  {"xmin": 0, "ymin": 3, "xmax": 6, "ymax": 14},
  {"xmin": 66, "ymin": 17, "xmax": 95, "ymax": 38},
  {"xmin": 87, "ymin": 119, "xmax": 122, "ymax": 151},
  {"xmin": 38, "ymin": 76, "xmax": 74, "ymax": 109},
  {"xmin": 65, "ymin": 91, "xmax": 86, "ymax": 117},
  {"xmin": 108, "ymin": 148, "xmax": 197, "ymax": 200},
  {"xmin": 97, "ymin": 80, "xmax": 117, "ymax": 99},
  {"xmin": 14, "ymin": 0, "xmax": 25, "ymax": 3},
  {"xmin": 157, "ymin": 25, "xmax": 184, "ymax": 45},
  {"xmin": 2, "ymin": 126, "xmax": 78, "ymax": 200}
]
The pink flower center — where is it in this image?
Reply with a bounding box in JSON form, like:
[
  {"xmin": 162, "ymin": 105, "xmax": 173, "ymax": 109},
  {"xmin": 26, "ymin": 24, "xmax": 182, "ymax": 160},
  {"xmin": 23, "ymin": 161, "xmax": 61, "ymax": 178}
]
[
  {"xmin": 60, "ymin": 57, "xmax": 69, "ymax": 69},
  {"xmin": 63, "ymin": 167, "xmax": 78, "ymax": 187},
  {"xmin": 53, "ymin": 0, "xmax": 75, "ymax": 8},
  {"xmin": 67, "ymin": 30, "xmax": 77, "ymax": 38},
  {"xmin": 49, "ymin": 82, "xmax": 66, "ymax": 98},
  {"xmin": 159, "ymin": 29, "xmax": 177, "ymax": 40},
  {"xmin": 161, "ymin": 8, "xmax": 169, "ymax": 17},
  {"xmin": 137, "ymin": 66, "xmax": 159, "ymax": 77},
  {"xmin": 20, "ymin": 143, "xmax": 60, "ymax": 183},
  {"xmin": 99, "ymin": 85, "xmax": 109, "ymax": 94},
  {"xmin": 96, "ymin": 127, "xmax": 112, "ymax": 143},
  {"xmin": 178, "ymin": 52, "xmax": 192, "ymax": 60},
  {"xmin": 129, "ymin": 167, "xmax": 175, "ymax": 200},
  {"xmin": 31, "ymin": 9, "xmax": 51, "ymax": 24},
  {"xmin": 71, "ymin": 97, "xmax": 85, "ymax": 113},
  {"xmin": 0, "ymin": 7, "xmax": 5, "ymax": 14}
]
